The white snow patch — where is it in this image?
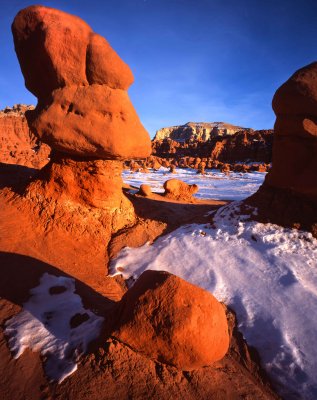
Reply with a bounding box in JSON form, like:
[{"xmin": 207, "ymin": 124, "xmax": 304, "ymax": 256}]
[
  {"xmin": 5, "ymin": 273, "xmax": 104, "ymax": 383},
  {"xmin": 122, "ymin": 168, "xmax": 266, "ymax": 200},
  {"xmin": 110, "ymin": 202, "xmax": 317, "ymax": 399}
]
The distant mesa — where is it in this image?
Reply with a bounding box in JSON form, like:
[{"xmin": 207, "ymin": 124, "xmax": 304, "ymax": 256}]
[
  {"xmin": 12, "ymin": 5, "xmax": 151, "ymax": 160},
  {"xmin": 1, "ymin": 104, "xmax": 34, "ymax": 116},
  {"xmin": 154, "ymin": 121, "xmax": 252, "ymax": 142},
  {"xmin": 150, "ymin": 127, "xmax": 273, "ymax": 170}
]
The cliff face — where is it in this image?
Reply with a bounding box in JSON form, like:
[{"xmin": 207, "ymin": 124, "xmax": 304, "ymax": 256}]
[
  {"xmin": 154, "ymin": 122, "xmax": 251, "ymax": 142},
  {"xmin": 152, "ymin": 129, "xmax": 273, "ymax": 164},
  {"xmin": 0, "ymin": 104, "xmax": 50, "ymax": 168}
]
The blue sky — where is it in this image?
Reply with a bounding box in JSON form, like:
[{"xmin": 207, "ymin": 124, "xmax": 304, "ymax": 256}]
[{"xmin": 1, "ymin": 0, "xmax": 317, "ymax": 137}]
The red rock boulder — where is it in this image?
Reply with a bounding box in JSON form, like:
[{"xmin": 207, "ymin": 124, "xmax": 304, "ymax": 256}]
[
  {"xmin": 113, "ymin": 270, "xmax": 229, "ymax": 370},
  {"xmin": 138, "ymin": 184, "xmax": 152, "ymax": 197},
  {"xmin": 163, "ymin": 178, "xmax": 198, "ymax": 201}
]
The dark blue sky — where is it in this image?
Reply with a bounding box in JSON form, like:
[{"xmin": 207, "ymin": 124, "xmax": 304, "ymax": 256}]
[{"xmin": 1, "ymin": 0, "xmax": 317, "ymax": 137}]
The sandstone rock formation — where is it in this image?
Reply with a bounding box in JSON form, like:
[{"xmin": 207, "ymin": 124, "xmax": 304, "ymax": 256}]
[
  {"xmin": 113, "ymin": 270, "xmax": 229, "ymax": 370},
  {"xmin": 197, "ymin": 161, "xmax": 206, "ymax": 174},
  {"xmin": 11, "ymin": 5, "xmax": 151, "ymax": 254},
  {"xmin": 163, "ymin": 178, "xmax": 198, "ymax": 202},
  {"xmin": 151, "ymin": 129, "xmax": 273, "ymax": 171},
  {"xmin": 12, "ymin": 5, "xmax": 151, "ymax": 159},
  {"xmin": 155, "ymin": 122, "xmax": 251, "ymax": 141},
  {"xmin": 138, "ymin": 184, "xmax": 152, "ymax": 197},
  {"xmin": 248, "ymin": 62, "xmax": 317, "ymax": 236},
  {"xmin": 0, "ymin": 104, "xmax": 50, "ymax": 168}
]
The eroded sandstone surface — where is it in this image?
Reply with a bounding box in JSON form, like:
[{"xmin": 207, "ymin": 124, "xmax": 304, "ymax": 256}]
[
  {"xmin": 0, "ymin": 5, "xmax": 281, "ymax": 399},
  {"xmin": 12, "ymin": 5, "xmax": 151, "ymax": 159},
  {"xmin": 0, "ymin": 104, "xmax": 50, "ymax": 168},
  {"xmin": 247, "ymin": 62, "xmax": 317, "ymax": 237},
  {"xmin": 10, "ymin": 5, "xmax": 153, "ymax": 248}
]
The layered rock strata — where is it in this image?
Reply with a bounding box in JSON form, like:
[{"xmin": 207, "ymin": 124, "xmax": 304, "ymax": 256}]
[
  {"xmin": 155, "ymin": 122, "xmax": 251, "ymax": 141},
  {"xmin": 152, "ymin": 129, "xmax": 273, "ymax": 166}
]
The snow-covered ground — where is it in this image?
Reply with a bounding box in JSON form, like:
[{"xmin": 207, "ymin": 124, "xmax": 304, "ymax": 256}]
[
  {"xmin": 5, "ymin": 273, "xmax": 104, "ymax": 383},
  {"xmin": 110, "ymin": 202, "xmax": 317, "ymax": 400},
  {"xmin": 122, "ymin": 168, "xmax": 266, "ymax": 201}
]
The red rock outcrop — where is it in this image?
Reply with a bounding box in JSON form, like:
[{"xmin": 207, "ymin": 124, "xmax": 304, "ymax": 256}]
[
  {"xmin": 113, "ymin": 270, "xmax": 229, "ymax": 370},
  {"xmin": 163, "ymin": 178, "xmax": 198, "ymax": 202},
  {"xmin": 247, "ymin": 62, "xmax": 317, "ymax": 236},
  {"xmin": 151, "ymin": 129, "xmax": 273, "ymax": 171},
  {"xmin": 0, "ymin": 104, "xmax": 50, "ymax": 168},
  {"xmin": 10, "ymin": 5, "xmax": 151, "ymax": 257},
  {"xmin": 268, "ymin": 62, "xmax": 317, "ymax": 198},
  {"xmin": 12, "ymin": 5, "xmax": 151, "ymax": 159}
]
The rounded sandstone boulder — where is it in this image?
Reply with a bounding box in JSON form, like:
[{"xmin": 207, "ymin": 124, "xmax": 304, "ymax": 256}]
[
  {"xmin": 138, "ymin": 184, "xmax": 152, "ymax": 197},
  {"xmin": 113, "ymin": 270, "xmax": 229, "ymax": 370},
  {"xmin": 163, "ymin": 178, "xmax": 198, "ymax": 201}
]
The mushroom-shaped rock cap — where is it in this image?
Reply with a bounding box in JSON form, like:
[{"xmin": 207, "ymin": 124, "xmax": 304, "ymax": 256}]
[
  {"xmin": 272, "ymin": 62, "xmax": 317, "ymax": 116},
  {"xmin": 113, "ymin": 270, "xmax": 229, "ymax": 370},
  {"xmin": 266, "ymin": 62, "xmax": 317, "ymax": 199},
  {"xmin": 12, "ymin": 5, "xmax": 151, "ymax": 159},
  {"xmin": 12, "ymin": 5, "xmax": 134, "ymax": 97}
]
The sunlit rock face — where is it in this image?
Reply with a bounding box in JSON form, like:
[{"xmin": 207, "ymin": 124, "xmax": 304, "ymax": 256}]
[
  {"xmin": 154, "ymin": 121, "xmax": 251, "ymax": 142},
  {"xmin": 113, "ymin": 270, "xmax": 229, "ymax": 370},
  {"xmin": 11, "ymin": 5, "xmax": 152, "ymax": 243},
  {"xmin": 12, "ymin": 5, "xmax": 151, "ymax": 159}
]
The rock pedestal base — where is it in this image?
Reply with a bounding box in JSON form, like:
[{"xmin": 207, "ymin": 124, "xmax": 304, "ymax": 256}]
[{"xmin": 23, "ymin": 152, "xmax": 136, "ymax": 237}]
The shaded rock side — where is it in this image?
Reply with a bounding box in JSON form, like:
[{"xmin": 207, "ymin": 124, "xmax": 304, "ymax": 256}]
[
  {"xmin": 247, "ymin": 62, "xmax": 317, "ymax": 236},
  {"xmin": 113, "ymin": 270, "xmax": 229, "ymax": 370},
  {"xmin": 0, "ymin": 104, "xmax": 50, "ymax": 168},
  {"xmin": 267, "ymin": 61, "xmax": 317, "ymax": 199}
]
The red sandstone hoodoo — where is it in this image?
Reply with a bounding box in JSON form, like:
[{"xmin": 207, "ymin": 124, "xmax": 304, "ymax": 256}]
[
  {"xmin": 248, "ymin": 62, "xmax": 317, "ymax": 236},
  {"xmin": 11, "ymin": 5, "xmax": 230, "ymax": 374},
  {"xmin": 12, "ymin": 6, "xmax": 151, "ymax": 160},
  {"xmin": 11, "ymin": 5, "xmax": 151, "ymax": 239}
]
